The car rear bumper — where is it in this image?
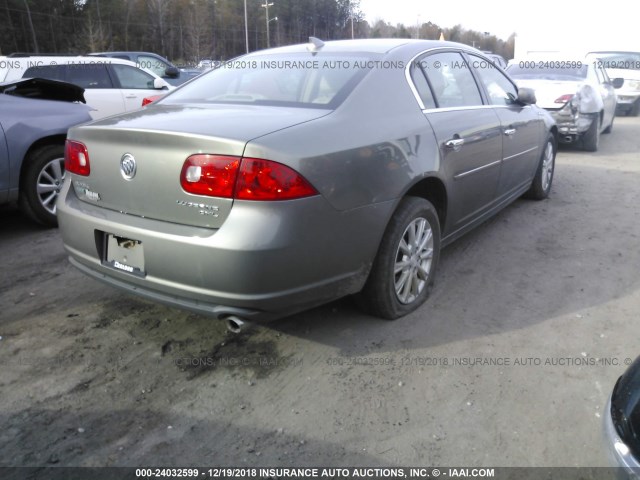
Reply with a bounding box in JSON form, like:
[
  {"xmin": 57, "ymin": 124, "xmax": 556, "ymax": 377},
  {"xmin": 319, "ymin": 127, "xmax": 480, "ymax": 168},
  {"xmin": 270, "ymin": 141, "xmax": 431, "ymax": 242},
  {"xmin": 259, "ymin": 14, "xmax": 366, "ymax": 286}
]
[
  {"xmin": 57, "ymin": 179, "xmax": 392, "ymax": 321},
  {"xmin": 548, "ymin": 110, "xmax": 597, "ymax": 143}
]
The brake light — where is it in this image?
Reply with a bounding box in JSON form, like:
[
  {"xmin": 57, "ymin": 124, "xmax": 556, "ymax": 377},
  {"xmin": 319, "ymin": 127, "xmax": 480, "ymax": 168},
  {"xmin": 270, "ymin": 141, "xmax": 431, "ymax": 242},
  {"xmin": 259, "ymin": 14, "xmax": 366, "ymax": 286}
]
[
  {"xmin": 179, "ymin": 155, "xmax": 318, "ymax": 201},
  {"xmin": 64, "ymin": 140, "xmax": 90, "ymax": 176},
  {"xmin": 180, "ymin": 155, "xmax": 240, "ymax": 197},
  {"xmin": 554, "ymin": 94, "xmax": 574, "ymax": 104},
  {"xmin": 235, "ymin": 158, "xmax": 317, "ymax": 200}
]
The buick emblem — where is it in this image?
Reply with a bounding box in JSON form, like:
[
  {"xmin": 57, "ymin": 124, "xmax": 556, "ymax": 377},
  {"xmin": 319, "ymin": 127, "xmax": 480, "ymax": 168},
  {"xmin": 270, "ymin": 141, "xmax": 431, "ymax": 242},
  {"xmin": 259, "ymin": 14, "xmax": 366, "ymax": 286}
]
[{"xmin": 120, "ymin": 153, "xmax": 137, "ymax": 180}]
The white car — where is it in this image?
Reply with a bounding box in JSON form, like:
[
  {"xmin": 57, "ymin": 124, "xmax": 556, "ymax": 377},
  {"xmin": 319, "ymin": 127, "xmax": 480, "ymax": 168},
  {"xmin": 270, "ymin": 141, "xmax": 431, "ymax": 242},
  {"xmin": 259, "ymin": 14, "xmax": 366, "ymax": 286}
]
[
  {"xmin": 507, "ymin": 57, "xmax": 623, "ymax": 151},
  {"xmin": 587, "ymin": 51, "xmax": 640, "ymax": 116},
  {"xmin": 0, "ymin": 55, "xmax": 173, "ymax": 119}
]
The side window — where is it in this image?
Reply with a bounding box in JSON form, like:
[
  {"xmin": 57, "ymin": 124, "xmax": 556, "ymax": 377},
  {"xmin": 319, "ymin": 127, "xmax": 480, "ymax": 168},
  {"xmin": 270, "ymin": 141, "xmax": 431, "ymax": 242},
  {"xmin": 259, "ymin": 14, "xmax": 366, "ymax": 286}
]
[
  {"xmin": 469, "ymin": 54, "xmax": 518, "ymax": 106},
  {"xmin": 23, "ymin": 65, "xmax": 65, "ymax": 82},
  {"xmin": 409, "ymin": 62, "xmax": 436, "ymax": 109},
  {"xmin": 66, "ymin": 64, "xmax": 113, "ymax": 89},
  {"xmin": 111, "ymin": 64, "xmax": 156, "ymax": 89},
  {"xmin": 421, "ymin": 52, "xmax": 483, "ymax": 108},
  {"xmin": 137, "ymin": 55, "xmax": 170, "ymax": 78}
]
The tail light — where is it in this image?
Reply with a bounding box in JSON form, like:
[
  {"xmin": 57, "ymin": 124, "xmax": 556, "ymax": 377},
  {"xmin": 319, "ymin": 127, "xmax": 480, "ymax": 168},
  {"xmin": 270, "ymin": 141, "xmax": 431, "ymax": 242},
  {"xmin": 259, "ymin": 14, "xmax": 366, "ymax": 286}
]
[
  {"xmin": 180, "ymin": 155, "xmax": 317, "ymax": 201},
  {"xmin": 554, "ymin": 94, "xmax": 574, "ymax": 104},
  {"xmin": 65, "ymin": 140, "xmax": 90, "ymax": 176}
]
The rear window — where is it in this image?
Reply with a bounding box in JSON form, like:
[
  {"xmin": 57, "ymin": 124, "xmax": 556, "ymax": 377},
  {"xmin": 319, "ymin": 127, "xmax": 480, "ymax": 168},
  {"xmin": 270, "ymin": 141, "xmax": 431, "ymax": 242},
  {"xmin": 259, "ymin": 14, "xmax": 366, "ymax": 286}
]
[
  {"xmin": 162, "ymin": 53, "xmax": 377, "ymax": 109},
  {"xmin": 507, "ymin": 63, "xmax": 587, "ymax": 81}
]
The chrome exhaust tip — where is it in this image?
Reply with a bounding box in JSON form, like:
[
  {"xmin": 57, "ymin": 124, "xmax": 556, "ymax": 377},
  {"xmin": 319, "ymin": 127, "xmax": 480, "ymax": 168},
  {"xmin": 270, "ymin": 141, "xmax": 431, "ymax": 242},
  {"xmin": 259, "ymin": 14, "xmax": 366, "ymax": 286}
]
[{"xmin": 225, "ymin": 315, "xmax": 246, "ymax": 334}]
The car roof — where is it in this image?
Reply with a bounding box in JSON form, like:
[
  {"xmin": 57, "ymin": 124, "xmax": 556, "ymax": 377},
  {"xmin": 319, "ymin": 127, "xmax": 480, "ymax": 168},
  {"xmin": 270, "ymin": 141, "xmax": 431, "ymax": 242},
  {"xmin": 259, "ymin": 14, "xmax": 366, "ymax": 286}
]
[{"xmin": 245, "ymin": 38, "xmax": 482, "ymax": 56}]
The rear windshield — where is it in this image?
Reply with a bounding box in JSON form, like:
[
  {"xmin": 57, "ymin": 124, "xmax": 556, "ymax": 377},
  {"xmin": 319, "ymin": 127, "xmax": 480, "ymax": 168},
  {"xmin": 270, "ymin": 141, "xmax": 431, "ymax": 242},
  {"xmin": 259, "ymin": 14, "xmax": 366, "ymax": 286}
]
[
  {"xmin": 161, "ymin": 53, "xmax": 378, "ymax": 109},
  {"xmin": 507, "ymin": 63, "xmax": 587, "ymax": 81}
]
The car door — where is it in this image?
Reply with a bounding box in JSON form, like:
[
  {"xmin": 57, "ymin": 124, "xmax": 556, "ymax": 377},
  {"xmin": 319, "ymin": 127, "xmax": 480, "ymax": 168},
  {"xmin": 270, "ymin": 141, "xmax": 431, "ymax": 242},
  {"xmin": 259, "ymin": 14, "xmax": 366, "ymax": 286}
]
[
  {"xmin": 108, "ymin": 63, "xmax": 165, "ymax": 111},
  {"xmin": 413, "ymin": 51, "xmax": 503, "ymax": 233},
  {"xmin": 0, "ymin": 121, "xmax": 8, "ymax": 203},
  {"xmin": 63, "ymin": 63, "xmax": 126, "ymax": 120},
  {"xmin": 594, "ymin": 64, "xmax": 617, "ymax": 128},
  {"xmin": 467, "ymin": 53, "xmax": 542, "ymax": 200}
]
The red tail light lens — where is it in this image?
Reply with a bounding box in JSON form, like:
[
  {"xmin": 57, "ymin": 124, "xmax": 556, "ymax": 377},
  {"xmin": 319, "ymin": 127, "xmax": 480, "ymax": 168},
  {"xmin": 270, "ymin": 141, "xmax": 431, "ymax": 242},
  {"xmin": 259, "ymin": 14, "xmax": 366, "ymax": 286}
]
[
  {"xmin": 180, "ymin": 155, "xmax": 240, "ymax": 198},
  {"xmin": 179, "ymin": 156, "xmax": 318, "ymax": 201},
  {"xmin": 554, "ymin": 94, "xmax": 574, "ymax": 104},
  {"xmin": 64, "ymin": 140, "xmax": 90, "ymax": 176},
  {"xmin": 235, "ymin": 158, "xmax": 318, "ymax": 200}
]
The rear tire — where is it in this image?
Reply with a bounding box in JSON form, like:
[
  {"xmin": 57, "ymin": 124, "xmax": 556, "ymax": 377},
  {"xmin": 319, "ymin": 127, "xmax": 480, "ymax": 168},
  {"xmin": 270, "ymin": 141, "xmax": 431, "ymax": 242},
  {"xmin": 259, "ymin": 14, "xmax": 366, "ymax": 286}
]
[
  {"xmin": 356, "ymin": 197, "xmax": 440, "ymax": 320},
  {"xmin": 525, "ymin": 134, "xmax": 556, "ymax": 200},
  {"xmin": 581, "ymin": 116, "xmax": 600, "ymax": 152},
  {"xmin": 19, "ymin": 144, "xmax": 65, "ymax": 227}
]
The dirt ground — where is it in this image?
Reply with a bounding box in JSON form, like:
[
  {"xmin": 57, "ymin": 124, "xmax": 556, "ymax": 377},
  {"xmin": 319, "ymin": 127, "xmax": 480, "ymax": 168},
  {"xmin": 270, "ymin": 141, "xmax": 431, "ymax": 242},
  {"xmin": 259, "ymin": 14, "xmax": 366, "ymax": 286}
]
[{"xmin": 1, "ymin": 116, "xmax": 639, "ymax": 470}]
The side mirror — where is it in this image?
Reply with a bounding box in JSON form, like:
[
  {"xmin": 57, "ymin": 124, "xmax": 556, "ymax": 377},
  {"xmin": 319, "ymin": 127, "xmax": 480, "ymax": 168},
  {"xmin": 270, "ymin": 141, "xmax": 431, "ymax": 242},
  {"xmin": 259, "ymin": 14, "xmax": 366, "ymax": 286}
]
[
  {"xmin": 153, "ymin": 78, "xmax": 169, "ymax": 90},
  {"xmin": 517, "ymin": 87, "xmax": 536, "ymax": 105},
  {"xmin": 164, "ymin": 66, "xmax": 180, "ymax": 78},
  {"xmin": 612, "ymin": 77, "xmax": 624, "ymax": 89}
]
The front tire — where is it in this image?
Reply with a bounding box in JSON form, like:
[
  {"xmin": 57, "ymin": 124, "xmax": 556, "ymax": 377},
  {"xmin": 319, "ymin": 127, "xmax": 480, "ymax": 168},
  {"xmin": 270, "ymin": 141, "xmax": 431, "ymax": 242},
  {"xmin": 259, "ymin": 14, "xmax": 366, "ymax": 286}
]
[
  {"xmin": 356, "ymin": 197, "xmax": 441, "ymax": 320},
  {"xmin": 19, "ymin": 144, "xmax": 65, "ymax": 227},
  {"xmin": 525, "ymin": 134, "xmax": 556, "ymax": 200}
]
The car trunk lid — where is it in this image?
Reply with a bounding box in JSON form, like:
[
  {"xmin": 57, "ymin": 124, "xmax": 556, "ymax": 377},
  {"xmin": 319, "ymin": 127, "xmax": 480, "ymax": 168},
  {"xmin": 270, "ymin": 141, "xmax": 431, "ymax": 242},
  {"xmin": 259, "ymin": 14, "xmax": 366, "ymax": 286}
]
[{"xmin": 67, "ymin": 104, "xmax": 330, "ymax": 229}]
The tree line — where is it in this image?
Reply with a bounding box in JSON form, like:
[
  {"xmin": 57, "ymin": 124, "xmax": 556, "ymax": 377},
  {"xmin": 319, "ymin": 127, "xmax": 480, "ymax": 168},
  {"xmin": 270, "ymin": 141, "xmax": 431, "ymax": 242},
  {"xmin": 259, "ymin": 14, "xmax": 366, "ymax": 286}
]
[{"xmin": 0, "ymin": 0, "xmax": 514, "ymax": 65}]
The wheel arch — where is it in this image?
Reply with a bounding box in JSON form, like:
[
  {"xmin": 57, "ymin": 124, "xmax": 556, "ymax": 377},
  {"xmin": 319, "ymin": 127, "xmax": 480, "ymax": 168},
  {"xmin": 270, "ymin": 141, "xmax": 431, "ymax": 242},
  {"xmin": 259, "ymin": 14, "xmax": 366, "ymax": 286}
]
[
  {"xmin": 19, "ymin": 134, "xmax": 67, "ymax": 188},
  {"xmin": 404, "ymin": 176, "xmax": 448, "ymax": 234}
]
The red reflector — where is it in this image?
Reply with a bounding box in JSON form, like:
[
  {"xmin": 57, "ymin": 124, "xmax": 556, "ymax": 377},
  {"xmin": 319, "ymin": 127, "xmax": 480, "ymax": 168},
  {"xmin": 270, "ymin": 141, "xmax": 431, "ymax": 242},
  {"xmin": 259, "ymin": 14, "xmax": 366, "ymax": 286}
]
[
  {"xmin": 554, "ymin": 94, "xmax": 574, "ymax": 104},
  {"xmin": 64, "ymin": 140, "xmax": 90, "ymax": 176},
  {"xmin": 180, "ymin": 155, "xmax": 240, "ymax": 198},
  {"xmin": 235, "ymin": 158, "xmax": 318, "ymax": 201},
  {"xmin": 142, "ymin": 94, "xmax": 163, "ymax": 106}
]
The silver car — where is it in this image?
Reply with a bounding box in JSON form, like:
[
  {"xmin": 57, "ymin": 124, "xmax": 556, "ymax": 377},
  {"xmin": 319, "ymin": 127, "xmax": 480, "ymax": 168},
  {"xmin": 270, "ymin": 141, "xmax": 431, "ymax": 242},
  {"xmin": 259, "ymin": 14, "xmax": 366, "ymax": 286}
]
[
  {"xmin": 507, "ymin": 58, "xmax": 622, "ymax": 151},
  {"xmin": 58, "ymin": 39, "xmax": 557, "ymax": 327},
  {"xmin": 0, "ymin": 78, "xmax": 92, "ymax": 226}
]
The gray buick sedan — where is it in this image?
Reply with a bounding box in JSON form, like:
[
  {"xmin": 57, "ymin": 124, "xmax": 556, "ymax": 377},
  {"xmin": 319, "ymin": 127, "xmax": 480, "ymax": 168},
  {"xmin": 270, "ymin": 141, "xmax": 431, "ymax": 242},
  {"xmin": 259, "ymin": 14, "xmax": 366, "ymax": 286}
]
[{"xmin": 58, "ymin": 39, "xmax": 557, "ymax": 328}]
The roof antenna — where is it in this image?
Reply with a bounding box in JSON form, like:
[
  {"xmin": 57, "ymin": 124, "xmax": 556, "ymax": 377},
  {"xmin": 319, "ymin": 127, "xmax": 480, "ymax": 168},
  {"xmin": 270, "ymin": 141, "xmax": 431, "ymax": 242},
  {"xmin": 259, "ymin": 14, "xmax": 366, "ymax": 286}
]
[{"xmin": 307, "ymin": 37, "xmax": 325, "ymax": 53}]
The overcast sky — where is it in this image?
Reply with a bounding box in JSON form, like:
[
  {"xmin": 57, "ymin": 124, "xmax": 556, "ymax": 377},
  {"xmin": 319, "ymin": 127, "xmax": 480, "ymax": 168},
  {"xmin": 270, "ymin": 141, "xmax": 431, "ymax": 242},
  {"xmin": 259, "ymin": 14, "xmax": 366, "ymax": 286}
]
[{"xmin": 359, "ymin": 0, "xmax": 636, "ymax": 52}]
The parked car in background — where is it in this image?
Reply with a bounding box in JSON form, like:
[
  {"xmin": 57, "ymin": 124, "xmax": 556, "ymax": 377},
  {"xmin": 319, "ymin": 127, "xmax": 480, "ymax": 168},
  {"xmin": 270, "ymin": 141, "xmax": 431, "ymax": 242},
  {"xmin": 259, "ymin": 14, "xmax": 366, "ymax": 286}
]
[
  {"xmin": 57, "ymin": 39, "xmax": 557, "ymax": 330},
  {"xmin": 604, "ymin": 355, "xmax": 640, "ymax": 478},
  {"xmin": 16, "ymin": 57, "xmax": 172, "ymax": 119},
  {"xmin": 0, "ymin": 78, "xmax": 92, "ymax": 226},
  {"xmin": 483, "ymin": 51, "xmax": 507, "ymax": 69},
  {"xmin": 507, "ymin": 57, "xmax": 623, "ymax": 151},
  {"xmin": 89, "ymin": 51, "xmax": 191, "ymax": 86},
  {"xmin": 587, "ymin": 51, "xmax": 640, "ymax": 116}
]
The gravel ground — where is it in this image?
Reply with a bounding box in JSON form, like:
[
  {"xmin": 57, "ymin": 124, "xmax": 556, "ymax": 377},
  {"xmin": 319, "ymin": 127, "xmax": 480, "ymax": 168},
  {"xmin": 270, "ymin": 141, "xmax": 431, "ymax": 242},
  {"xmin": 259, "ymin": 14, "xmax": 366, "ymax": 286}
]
[{"xmin": 1, "ymin": 116, "xmax": 639, "ymax": 471}]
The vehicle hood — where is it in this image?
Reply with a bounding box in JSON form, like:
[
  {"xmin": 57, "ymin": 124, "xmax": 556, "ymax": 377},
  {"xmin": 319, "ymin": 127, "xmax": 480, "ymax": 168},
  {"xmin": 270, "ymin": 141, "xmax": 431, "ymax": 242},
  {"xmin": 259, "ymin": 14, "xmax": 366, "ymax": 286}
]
[
  {"xmin": 606, "ymin": 68, "xmax": 640, "ymax": 81},
  {"xmin": 0, "ymin": 77, "xmax": 86, "ymax": 103},
  {"xmin": 512, "ymin": 78, "xmax": 585, "ymax": 109},
  {"xmin": 66, "ymin": 104, "xmax": 332, "ymax": 229}
]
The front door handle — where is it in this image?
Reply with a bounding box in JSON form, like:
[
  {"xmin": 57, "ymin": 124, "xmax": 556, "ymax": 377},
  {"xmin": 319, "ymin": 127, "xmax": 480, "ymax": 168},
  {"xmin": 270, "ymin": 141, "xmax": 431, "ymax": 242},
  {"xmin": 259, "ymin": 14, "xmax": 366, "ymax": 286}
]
[
  {"xmin": 445, "ymin": 138, "xmax": 465, "ymax": 149},
  {"xmin": 504, "ymin": 128, "xmax": 516, "ymax": 136}
]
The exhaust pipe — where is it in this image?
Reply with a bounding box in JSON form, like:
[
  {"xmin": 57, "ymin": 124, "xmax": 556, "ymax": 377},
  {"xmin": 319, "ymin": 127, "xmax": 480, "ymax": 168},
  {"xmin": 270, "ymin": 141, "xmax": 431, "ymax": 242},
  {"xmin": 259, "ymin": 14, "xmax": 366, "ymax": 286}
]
[
  {"xmin": 564, "ymin": 135, "xmax": 573, "ymax": 143},
  {"xmin": 225, "ymin": 315, "xmax": 247, "ymax": 334}
]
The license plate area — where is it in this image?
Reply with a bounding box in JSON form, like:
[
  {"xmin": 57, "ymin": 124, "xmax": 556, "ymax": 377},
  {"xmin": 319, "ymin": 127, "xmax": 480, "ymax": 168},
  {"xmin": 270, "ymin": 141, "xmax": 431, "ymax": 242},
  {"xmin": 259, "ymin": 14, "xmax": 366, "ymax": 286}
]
[{"xmin": 101, "ymin": 233, "xmax": 146, "ymax": 277}]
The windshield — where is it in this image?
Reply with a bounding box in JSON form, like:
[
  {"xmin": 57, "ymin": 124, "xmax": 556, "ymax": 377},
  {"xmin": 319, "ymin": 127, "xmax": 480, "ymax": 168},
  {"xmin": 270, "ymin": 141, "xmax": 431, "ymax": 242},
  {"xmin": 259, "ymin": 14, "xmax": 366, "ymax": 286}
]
[
  {"xmin": 507, "ymin": 62, "xmax": 587, "ymax": 81},
  {"xmin": 161, "ymin": 53, "xmax": 377, "ymax": 109}
]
